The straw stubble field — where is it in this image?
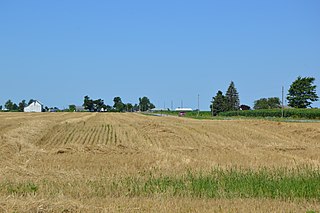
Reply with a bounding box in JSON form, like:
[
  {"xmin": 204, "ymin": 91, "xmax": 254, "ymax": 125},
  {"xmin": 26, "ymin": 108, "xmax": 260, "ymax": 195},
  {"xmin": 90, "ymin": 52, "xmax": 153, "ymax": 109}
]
[{"xmin": 0, "ymin": 112, "xmax": 320, "ymax": 212}]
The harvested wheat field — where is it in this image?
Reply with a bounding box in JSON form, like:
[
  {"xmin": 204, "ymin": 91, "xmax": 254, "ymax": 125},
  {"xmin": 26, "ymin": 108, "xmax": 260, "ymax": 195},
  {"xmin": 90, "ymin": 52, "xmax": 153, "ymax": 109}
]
[{"xmin": 0, "ymin": 112, "xmax": 320, "ymax": 212}]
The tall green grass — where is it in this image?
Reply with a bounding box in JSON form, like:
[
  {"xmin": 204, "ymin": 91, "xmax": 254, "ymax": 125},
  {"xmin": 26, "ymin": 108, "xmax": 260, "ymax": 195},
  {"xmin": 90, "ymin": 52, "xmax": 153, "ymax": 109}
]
[
  {"xmin": 110, "ymin": 167, "xmax": 320, "ymax": 200},
  {"xmin": 1, "ymin": 167, "xmax": 319, "ymax": 200}
]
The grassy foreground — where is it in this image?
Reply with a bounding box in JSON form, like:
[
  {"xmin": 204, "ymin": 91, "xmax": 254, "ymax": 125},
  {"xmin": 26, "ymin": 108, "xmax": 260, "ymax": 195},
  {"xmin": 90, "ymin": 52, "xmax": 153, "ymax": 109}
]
[{"xmin": 1, "ymin": 167, "xmax": 319, "ymax": 200}]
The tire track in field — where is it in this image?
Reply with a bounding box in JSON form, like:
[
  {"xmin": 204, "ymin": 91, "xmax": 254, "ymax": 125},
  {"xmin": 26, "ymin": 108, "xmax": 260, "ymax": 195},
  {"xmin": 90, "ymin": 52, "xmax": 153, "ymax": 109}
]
[{"xmin": 64, "ymin": 125, "xmax": 77, "ymax": 144}]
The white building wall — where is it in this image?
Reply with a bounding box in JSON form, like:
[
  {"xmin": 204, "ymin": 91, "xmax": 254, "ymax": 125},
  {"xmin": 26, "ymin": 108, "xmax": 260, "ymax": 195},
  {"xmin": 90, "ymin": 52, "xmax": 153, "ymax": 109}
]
[{"xmin": 24, "ymin": 102, "xmax": 43, "ymax": 112}]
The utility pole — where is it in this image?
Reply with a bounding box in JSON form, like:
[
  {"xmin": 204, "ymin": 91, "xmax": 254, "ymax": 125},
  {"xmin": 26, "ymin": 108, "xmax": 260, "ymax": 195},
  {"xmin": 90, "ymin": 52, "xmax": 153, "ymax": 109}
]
[
  {"xmin": 282, "ymin": 86, "xmax": 284, "ymax": 118},
  {"xmin": 197, "ymin": 94, "xmax": 200, "ymax": 117},
  {"xmin": 171, "ymin": 101, "xmax": 173, "ymax": 111},
  {"xmin": 211, "ymin": 97, "xmax": 214, "ymax": 117}
]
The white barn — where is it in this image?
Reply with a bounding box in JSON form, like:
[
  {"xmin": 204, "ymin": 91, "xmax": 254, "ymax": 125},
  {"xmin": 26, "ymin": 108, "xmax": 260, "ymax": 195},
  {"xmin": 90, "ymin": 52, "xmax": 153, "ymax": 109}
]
[{"xmin": 24, "ymin": 100, "xmax": 43, "ymax": 112}]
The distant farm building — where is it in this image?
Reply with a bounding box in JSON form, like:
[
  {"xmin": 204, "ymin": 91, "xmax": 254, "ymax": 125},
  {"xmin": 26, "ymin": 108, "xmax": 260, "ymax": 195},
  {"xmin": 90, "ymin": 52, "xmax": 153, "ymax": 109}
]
[
  {"xmin": 175, "ymin": 108, "xmax": 193, "ymax": 112},
  {"xmin": 149, "ymin": 108, "xmax": 169, "ymax": 112},
  {"xmin": 24, "ymin": 100, "xmax": 43, "ymax": 112},
  {"xmin": 75, "ymin": 106, "xmax": 86, "ymax": 112}
]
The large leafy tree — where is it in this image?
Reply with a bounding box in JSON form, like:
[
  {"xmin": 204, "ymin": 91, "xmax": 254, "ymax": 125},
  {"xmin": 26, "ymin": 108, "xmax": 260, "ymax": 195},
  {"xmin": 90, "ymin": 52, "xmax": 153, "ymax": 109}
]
[
  {"xmin": 83, "ymin": 95, "xmax": 94, "ymax": 111},
  {"xmin": 254, "ymin": 97, "xmax": 280, "ymax": 110},
  {"xmin": 69, "ymin": 105, "xmax": 76, "ymax": 112},
  {"xmin": 83, "ymin": 96, "xmax": 107, "ymax": 112},
  {"xmin": 225, "ymin": 81, "xmax": 240, "ymax": 111},
  {"xmin": 18, "ymin": 100, "xmax": 27, "ymax": 112},
  {"xmin": 287, "ymin": 76, "xmax": 318, "ymax": 108},
  {"xmin": 138, "ymin": 97, "xmax": 155, "ymax": 111},
  {"xmin": 113, "ymin": 97, "xmax": 125, "ymax": 112},
  {"xmin": 94, "ymin": 99, "xmax": 107, "ymax": 111},
  {"xmin": 125, "ymin": 103, "xmax": 133, "ymax": 112},
  {"xmin": 210, "ymin": 90, "xmax": 228, "ymax": 116},
  {"xmin": 5, "ymin": 100, "xmax": 14, "ymax": 111}
]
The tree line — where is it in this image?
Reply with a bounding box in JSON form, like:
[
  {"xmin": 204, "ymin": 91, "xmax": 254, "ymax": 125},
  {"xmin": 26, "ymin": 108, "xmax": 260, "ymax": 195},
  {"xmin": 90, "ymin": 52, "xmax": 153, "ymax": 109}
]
[
  {"xmin": 80, "ymin": 96, "xmax": 155, "ymax": 112},
  {"xmin": 0, "ymin": 99, "xmax": 37, "ymax": 112},
  {"xmin": 1, "ymin": 76, "xmax": 318, "ymax": 113},
  {"xmin": 210, "ymin": 76, "xmax": 319, "ymax": 116},
  {"xmin": 0, "ymin": 96, "xmax": 156, "ymax": 113}
]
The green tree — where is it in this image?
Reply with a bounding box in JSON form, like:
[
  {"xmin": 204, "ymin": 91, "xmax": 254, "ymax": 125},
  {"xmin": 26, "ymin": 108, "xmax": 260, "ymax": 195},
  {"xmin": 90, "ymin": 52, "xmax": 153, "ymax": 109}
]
[
  {"xmin": 18, "ymin": 100, "xmax": 27, "ymax": 112},
  {"xmin": 93, "ymin": 99, "xmax": 107, "ymax": 112},
  {"xmin": 105, "ymin": 105, "xmax": 113, "ymax": 112},
  {"xmin": 125, "ymin": 103, "xmax": 133, "ymax": 112},
  {"xmin": 69, "ymin": 104, "xmax": 76, "ymax": 112},
  {"xmin": 254, "ymin": 97, "xmax": 280, "ymax": 110},
  {"xmin": 5, "ymin": 100, "xmax": 14, "ymax": 111},
  {"xmin": 225, "ymin": 81, "xmax": 240, "ymax": 111},
  {"xmin": 139, "ymin": 96, "xmax": 155, "ymax": 111},
  {"xmin": 83, "ymin": 95, "xmax": 94, "ymax": 111},
  {"xmin": 12, "ymin": 103, "xmax": 18, "ymax": 111},
  {"xmin": 113, "ymin": 97, "xmax": 125, "ymax": 112},
  {"xmin": 210, "ymin": 91, "xmax": 228, "ymax": 116},
  {"xmin": 287, "ymin": 76, "xmax": 319, "ymax": 108},
  {"xmin": 0, "ymin": 105, "xmax": 2, "ymax": 110},
  {"xmin": 133, "ymin": 104, "xmax": 139, "ymax": 112}
]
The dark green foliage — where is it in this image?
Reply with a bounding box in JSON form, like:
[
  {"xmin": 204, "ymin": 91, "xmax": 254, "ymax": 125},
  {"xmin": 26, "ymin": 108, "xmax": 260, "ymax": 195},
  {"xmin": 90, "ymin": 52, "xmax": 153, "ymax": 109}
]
[
  {"xmin": 4, "ymin": 100, "xmax": 18, "ymax": 111},
  {"xmin": 211, "ymin": 91, "xmax": 228, "ymax": 116},
  {"xmin": 83, "ymin": 96, "xmax": 107, "ymax": 112},
  {"xmin": 220, "ymin": 108, "xmax": 320, "ymax": 119},
  {"xmin": 113, "ymin": 97, "xmax": 125, "ymax": 112},
  {"xmin": 105, "ymin": 105, "xmax": 113, "ymax": 112},
  {"xmin": 18, "ymin": 100, "xmax": 27, "ymax": 112},
  {"xmin": 69, "ymin": 104, "xmax": 76, "ymax": 112},
  {"xmin": 240, "ymin": 104, "xmax": 251, "ymax": 110},
  {"xmin": 225, "ymin": 81, "xmax": 240, "ymax": 111},
  {"xmin": 125, "ymin": 103, "xmax": 133, "ymax": 112},
  {"xmin": 83, "ymin": 96, "xmax": 94, "ymax": 111},
  {"xmin": 12, "ymin": 103, "xmax": 18, "ymax": 111},
  {"xmin": 133, "ymin": 104, "xmax": 139, "ymax": 112},
  {"xmin": 94, "ymin": 99, "xmax": 107, "ymax": 111},
  {"xmin": 287, "ymin": 76, "xmax": 318, "ymax": 108},
  {"xmin": 139, "ymin": 97, "xmax": 155, "ymax": 111},
  {"xmin": 4, "ymin": 100, "xmax": 13, "ymax": 111},
  {"xmin": 254, "ymin": 97, "xmax": 281, "ymax": 110}
]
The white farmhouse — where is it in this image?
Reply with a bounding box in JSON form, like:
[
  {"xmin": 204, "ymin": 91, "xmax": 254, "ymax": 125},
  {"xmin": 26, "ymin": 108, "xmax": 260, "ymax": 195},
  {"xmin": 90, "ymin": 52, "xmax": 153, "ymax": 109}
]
[{"xmin": 24, "ymin": 100, "xmax": 43, "ymax": 112}]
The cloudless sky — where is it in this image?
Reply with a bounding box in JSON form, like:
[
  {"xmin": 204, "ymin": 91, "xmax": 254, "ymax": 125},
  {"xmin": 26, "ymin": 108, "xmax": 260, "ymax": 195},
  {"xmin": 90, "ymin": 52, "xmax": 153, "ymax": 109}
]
[{"xmin": 1, "ymin": 0, "xmax": 319, "ymax": 109}]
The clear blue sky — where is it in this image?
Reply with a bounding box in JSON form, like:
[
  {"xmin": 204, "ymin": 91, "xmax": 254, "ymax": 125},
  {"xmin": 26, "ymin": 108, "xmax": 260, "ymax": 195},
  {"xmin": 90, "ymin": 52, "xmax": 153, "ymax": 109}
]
[{"xmin": 1, "ymin": 0, "xmax": 319, "ymax": 109}]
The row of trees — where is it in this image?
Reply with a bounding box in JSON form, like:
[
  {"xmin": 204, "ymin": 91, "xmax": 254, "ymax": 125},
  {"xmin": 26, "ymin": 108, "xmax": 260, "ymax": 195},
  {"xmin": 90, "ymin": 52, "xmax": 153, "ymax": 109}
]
[
  {"xmin": 210, "ymin": 76, "xmax": 319, "ymax": 116},
  {"xmin": 81, "ymin": 96, "xmax": 155, "ymax": 112},
  {"xmin": 253, "ymin": 76, "xmax": 318, "ymax": 110},
  {"xmin": 210, "ymin": 81, "xmax": 240, "ymax": 116},
  {"xmin": 254, "ymin": 97, "xmax": 280, "ymax": 110},
  {"xmin": 0, "ymin": 99, "xmax": 36, "ymax": 112},
  {"xmin": 1, "ymin": 96, "xmax": 156, "ymax": 113}
]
